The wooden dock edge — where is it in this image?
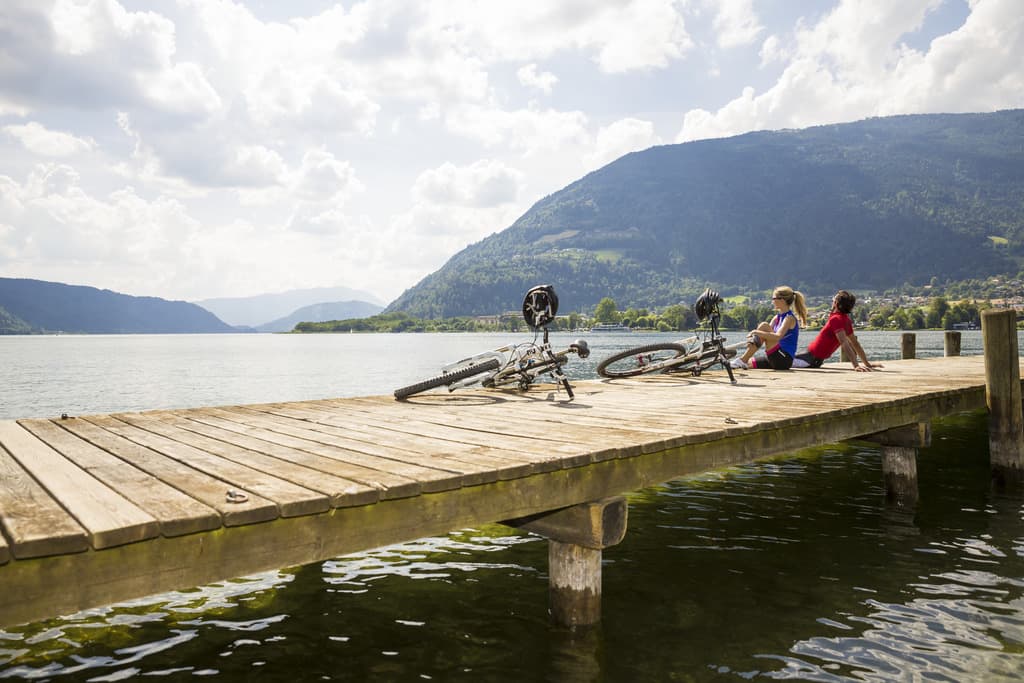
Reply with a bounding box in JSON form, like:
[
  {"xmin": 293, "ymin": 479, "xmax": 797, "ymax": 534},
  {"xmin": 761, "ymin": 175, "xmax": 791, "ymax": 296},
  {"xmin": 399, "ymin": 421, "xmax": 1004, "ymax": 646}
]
[{"xmin": 0, "ymin": 385, "xmax": 987, "ymax": 630}]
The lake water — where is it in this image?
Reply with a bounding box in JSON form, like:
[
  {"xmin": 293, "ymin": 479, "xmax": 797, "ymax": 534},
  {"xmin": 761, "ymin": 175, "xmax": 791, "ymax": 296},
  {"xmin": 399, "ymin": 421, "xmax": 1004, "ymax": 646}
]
[{"xmin": 1, "ymin": 330, "xmax": 1022, "ymax": 681}]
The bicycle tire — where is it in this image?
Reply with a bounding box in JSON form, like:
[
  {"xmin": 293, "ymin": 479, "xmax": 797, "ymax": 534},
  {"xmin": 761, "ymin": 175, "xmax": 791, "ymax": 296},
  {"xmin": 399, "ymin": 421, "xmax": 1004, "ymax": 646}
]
[
  {"xmin": 394, "ymin": 358, "xmax": 501, "ymax": 399},
  {"xmin": 596, "ymin": 343, "xmax": 691, "ymax": 378}
]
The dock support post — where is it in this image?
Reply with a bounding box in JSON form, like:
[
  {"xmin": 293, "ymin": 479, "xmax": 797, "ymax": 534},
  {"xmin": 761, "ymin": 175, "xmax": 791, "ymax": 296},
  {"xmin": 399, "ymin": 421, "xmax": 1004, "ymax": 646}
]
[
  {"xmin": 861, "ymin": 423, "xmax": 929, "ymax": 505},
  {"xmin": 901, "ymin": 333, "xmax": 916, "ymax": 360},
  {"xmin": 503, "ymin": 496, "xmax": 627, "ymax": 629},
  {"xmin": 881, "ymin": 447, "xmax": 919, "ymax": 506},
  {"xmin": 982, "ymin": 309, "xmax": 1023, "ymax": 486},
  {"xmin": 944, "ymin": 331, "xmax": 961, "ymax": 357}
]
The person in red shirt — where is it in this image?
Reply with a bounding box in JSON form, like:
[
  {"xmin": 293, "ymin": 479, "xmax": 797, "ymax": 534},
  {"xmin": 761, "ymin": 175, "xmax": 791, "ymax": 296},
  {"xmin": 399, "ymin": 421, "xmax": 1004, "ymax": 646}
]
[{"xmin": 793, "ymin": 290, "xmax": 882, "ymax": 371}]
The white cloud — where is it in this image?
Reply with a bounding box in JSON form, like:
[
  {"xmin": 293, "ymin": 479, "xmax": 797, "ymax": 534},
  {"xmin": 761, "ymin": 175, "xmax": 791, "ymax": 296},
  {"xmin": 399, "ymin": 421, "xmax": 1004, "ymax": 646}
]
[
  {"xmin": 710, "ymin": 0, "xmax": 764, "ymax": 49},
  {"xmin": 759, "ymin": 35, "xmax": 786, "ymax": 67},
  {"xmin": 397, "ymin": 0, "xmax": 694, "ymax": 74},
  {"xmin": 676, "ymin": 0, "xmax": 1024, "ymax": 142},
  {"xmin": 413, "ymin": 159, "xmax": 524, "ymax": 208},
  {"xmin": 2, "ymin": 0, "xmax": 1021, "ymax": 304},
  {"xmin": 446, "ymin": 104, "xmax": 590, "ymax": 154},
  {"xmin": 585, "ymin": 118, "xmax": 662, "ymax": 170},
  {"xmin": 290, "ymin": 149, "xmax": 363, "ymax": 203},
  {"xmin": 1, "ymin": 0, "xmax": 221, "ymax": 117},
  {"xmin": 285, "ymin": 203, "xmax": 369, "ymax": 236},
  {"xmin": 517, "ymin": 64, "xmax": 559, "ymax": 94},
  {"xmin": 2, "ymin": 163, "xmax": 198, "ymax": 282},
  {"xmin": 385, "ymin": 200, "xmax": 522, "ymax": 276},
  {"xmin": 3, "ymin": 122, "xmax": 96, "ymax": 156}
]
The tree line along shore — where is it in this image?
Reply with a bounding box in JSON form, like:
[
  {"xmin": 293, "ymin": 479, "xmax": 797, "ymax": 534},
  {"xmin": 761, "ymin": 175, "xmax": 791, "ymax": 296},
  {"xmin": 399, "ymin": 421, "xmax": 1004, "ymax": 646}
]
[{"xmin": 294, "ymin": 294, "xmax": 1013, "ymax": 334}]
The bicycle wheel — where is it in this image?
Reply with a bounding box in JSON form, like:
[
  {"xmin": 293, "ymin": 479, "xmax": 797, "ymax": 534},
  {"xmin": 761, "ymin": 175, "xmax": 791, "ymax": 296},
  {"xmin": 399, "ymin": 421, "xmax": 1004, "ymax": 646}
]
[
  {"xmin": 394, "ymin": 358, "xmax": 500, "ymax": 399},
  {"xmin": 596, "ymin": 343, "xmax": 691, "ymax": 378}
]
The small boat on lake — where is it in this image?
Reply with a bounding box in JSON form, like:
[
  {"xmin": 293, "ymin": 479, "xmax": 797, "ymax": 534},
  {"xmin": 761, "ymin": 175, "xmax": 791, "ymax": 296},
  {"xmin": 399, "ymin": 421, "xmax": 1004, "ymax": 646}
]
[{"xmin": 589, "ymin": 322, "xmax": 633, "ymax": 332}]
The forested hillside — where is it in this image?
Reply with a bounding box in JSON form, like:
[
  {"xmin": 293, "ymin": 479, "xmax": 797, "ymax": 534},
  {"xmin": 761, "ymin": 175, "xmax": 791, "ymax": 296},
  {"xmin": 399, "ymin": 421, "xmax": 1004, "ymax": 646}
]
[
  {"xmin": 255, "ymin": 300, "xmax": 384, "ymax": 332},
  {"xmin": 387, "ymin": 110, "xmax": 1024, "ymax": 318},
  {"xmin": 0, "ymin": 278, "xmax": 235, "ymax": 334}
]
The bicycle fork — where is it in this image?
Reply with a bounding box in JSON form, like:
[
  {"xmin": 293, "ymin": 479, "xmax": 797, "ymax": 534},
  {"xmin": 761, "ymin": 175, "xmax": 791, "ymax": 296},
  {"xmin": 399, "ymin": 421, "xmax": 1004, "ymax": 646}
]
[
  {"xmin": 717, "ymin": 338, "xmax": 737, "ymax": 384},
  {"xmin": 544, "ymin": 348, "xmax": 575, "ymax": 400}
]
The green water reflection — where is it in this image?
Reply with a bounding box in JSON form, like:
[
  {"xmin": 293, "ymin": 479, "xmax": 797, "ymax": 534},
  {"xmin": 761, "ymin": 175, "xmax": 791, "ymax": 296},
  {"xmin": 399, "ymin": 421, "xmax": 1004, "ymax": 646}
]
[{"xmin": 1, "ymin": 410, "xmax": 1022, "ymax": 681}]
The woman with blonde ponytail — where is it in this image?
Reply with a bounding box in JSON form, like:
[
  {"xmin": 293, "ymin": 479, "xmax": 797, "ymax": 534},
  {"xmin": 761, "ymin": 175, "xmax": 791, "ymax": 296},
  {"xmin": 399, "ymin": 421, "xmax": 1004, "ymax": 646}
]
[{"xmin": 730, "ymin": 286, "xmax": 807, "ymax": 370}]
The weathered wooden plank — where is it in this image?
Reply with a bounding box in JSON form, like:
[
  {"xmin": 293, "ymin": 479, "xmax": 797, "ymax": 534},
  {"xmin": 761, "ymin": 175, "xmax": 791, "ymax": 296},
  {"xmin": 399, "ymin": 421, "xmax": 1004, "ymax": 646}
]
[
  {"xmin": 171, "ymin": 409, "xmax": 423, "ymax": 499},
  {"xmin": 152, "ymin": 411, "xmax": 409, "ymax": 500},
  {"xmin": 317, "ymin": 393, "xmax": 729, "ymax": 456},
  {"xmin": 18, "ymin": 418, "xmax": 221, "ymax": 538},
  {"xmin": 290, "ymin": 398, "xmax": 554, "ymax": 463},
  {"xmin": 250, "ymin": 401, "xmax": 540, "ymax": 480},
  {"xmin": 207, "ymin": 406, "xmax": 473, "ymax": 492},
  {"xmin": 219, "ymin": 400, "xmax": 598, "ymax": 470},
  {"xmin": 234, "ymin": 397, "xmax": 647, "ymax": 462},
  {"xmin": 221, "ymin": 405, "xmax": 498, "ymax": 486},
  {"xmin": 96, "ymin": 415, "xmax": 329, "ymax": 518},
  {"xmin": 118, "ymin": 411, "xmax": 381, "ymax": 508},
  {"xmin": 0, "ymin": 421, "xmax": 159, "ymax": 550},
  {"xmin": 0, "ymin": 424, "xmax": 89, "ymax": 559},
  {"xmin": 362, "ymin": 394, "xmax": 671, "ymax": 445},
  {"xmin": 58, "ymin": 417, "xmax": 278, "ymax": 527},
  {"xmin": 314, "ymin": 398, "xmax": 607, "ymax": 466}
]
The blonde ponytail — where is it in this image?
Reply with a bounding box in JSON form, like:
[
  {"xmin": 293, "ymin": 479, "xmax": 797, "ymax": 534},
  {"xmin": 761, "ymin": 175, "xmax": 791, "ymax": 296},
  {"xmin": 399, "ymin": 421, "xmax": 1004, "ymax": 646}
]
[
  {"xmin": 792, "ymin": 290, "xmax": 808, "ymax": 327},
  {"xmin": 774, "ymin": 286, "xmax": 808, "ymax": 327}
]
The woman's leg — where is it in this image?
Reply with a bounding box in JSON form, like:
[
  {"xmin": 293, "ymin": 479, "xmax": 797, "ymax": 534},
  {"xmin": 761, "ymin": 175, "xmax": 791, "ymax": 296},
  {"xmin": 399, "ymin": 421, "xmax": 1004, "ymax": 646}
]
[
  {"xmin": 738, "ymin": 323, "xmax": 769, "ymax": 363},
  {"xmin": 734, "ymin": 323, "xmax": 770, "ymax": 367}
]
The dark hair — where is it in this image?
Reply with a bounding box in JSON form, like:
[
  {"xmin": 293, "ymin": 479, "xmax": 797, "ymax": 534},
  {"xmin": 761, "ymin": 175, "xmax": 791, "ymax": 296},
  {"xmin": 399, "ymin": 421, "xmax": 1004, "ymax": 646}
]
[{"xmin": 834, "ymin": 290, "xmax": 856, "ymax": 315}]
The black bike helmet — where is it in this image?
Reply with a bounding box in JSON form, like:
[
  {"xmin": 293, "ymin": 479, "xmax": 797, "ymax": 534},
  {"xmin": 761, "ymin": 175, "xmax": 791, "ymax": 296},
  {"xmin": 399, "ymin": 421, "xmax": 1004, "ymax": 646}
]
[
  {"xmin": 522, "ymin": 284, "xmax": 559, "ymax": 329},
  {"xmin": 694, "ymin": 288, "xmax": 721, "ymax": 321}
]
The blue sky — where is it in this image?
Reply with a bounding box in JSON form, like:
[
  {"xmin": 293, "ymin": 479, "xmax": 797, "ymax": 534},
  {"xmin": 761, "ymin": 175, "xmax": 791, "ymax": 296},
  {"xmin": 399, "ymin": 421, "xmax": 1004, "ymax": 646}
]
[{"xmin": 1, "ymin": 0, "xmax": 1020, "ymax": 304}]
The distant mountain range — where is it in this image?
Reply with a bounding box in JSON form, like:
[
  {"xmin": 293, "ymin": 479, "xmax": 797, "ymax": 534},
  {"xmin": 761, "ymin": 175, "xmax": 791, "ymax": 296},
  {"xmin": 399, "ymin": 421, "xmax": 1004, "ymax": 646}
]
[
  {"xmin": 386, "ymin": 109, "xmax": 1024, "ymax": 318},
  {"xmin": 0, "ymin": 279, "xmax": 385, "ymax": 335},
  {"xmin": 0, "ymin": 278, "xmax": 234, "ymax": 334},
  {"xmin": 195, "ymin": 286, "xmax": 384, "ymax": 328}
]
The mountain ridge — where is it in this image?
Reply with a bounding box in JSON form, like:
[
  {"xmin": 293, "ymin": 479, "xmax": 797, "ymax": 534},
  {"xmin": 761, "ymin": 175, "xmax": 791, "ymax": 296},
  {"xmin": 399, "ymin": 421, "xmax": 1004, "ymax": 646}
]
[
  {"xmin": 386, "ymin": 109, "xmax": 1024, "ymax": 318},
  {"xmin": 0, "ymin": 278, "xmax": 235, "ymax": 334},
  {"xmin": 196, "ymin": 286, "xmax": 385, "ymax": 328}
]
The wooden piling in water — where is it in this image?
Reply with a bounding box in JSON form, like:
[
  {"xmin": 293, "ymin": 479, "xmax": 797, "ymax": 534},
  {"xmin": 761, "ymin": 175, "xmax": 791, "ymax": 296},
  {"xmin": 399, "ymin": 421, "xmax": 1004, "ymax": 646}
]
[
  {"xmin": 981, "ymin": 309, "xmax": 1023, "ymax": 484},
  {"xmin": 901, "ymin": 333, "xmax": 916, "ymax": 359},
  {"xmin": 945, "ymin": 331, "xmax": 962, "ymax": 357},
  {"xmin": 862, "ymin": 423, "xmax": 929, "ymax": 506},
  {"xmin": 881, "ymin": 446, "xmax": 919, "ymax": 506},
  {"xmin": 506, "ymin": 497, "xmax": 627, "ymax": 628}
]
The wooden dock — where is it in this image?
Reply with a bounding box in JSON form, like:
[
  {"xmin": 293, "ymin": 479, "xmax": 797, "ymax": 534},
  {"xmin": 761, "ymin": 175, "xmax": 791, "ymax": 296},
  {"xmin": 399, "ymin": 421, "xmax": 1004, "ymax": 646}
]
[{"xmin": 0, "ymin": 355, "xmax": 1014, "ymax": 629}]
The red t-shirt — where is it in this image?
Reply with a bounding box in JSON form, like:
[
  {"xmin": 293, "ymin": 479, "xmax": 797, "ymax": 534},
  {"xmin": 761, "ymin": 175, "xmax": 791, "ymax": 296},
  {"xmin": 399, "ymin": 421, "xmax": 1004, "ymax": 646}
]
[{"xmin": 807, "ymin": 312, "xmax": 853, "ymax": 360}]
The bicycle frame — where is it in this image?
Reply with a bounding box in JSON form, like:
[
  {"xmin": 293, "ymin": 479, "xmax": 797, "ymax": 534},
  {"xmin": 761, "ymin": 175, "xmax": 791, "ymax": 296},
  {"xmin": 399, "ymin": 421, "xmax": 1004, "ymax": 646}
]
[
  {"xmin": 394, "ymin": 327, "xmax": 588, "ymax": 400},
  {"xmin": 595, "ymin": 299, "xmax": 740, "ymax": 383}
]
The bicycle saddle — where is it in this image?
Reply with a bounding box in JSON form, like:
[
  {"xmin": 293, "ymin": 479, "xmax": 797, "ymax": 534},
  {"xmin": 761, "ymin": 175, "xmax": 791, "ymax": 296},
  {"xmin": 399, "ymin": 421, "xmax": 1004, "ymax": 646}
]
[
  {"xmin": 522, "ymin": 284, "xmax": 559, "ymax": 329},
  {"xmin": 570, "ymin": 339, "xmax": 590, "ymax": 358},
  {"xmin": 694, "ymin": 288, "xmax": 722, "ymax": 321}
]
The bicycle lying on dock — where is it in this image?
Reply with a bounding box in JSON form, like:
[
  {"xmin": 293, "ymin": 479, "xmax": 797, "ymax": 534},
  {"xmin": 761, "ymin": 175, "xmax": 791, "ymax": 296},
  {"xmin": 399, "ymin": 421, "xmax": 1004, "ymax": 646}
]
[
  {"xmin": 394, "ymin": 285, "xmax": 590, "ymax": 400},
  {"xmin": 596, "ymin": 289, "xmax": 742, "ymax": 383}
]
